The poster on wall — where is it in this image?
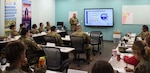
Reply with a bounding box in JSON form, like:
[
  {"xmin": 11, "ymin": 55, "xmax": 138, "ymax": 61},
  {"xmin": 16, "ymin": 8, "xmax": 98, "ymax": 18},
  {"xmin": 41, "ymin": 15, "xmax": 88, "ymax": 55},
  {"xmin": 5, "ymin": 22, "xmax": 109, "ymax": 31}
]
[
  {"xmin": 122, "ymin": 12, "xmax": 133, "ymax": 24},
  {"xmin": 22, "ymin": 0, "xmax": 31, "ymax": 29},
  {"xmin": 5, "ymin": 0, "xmax": 17, "ymax": 36}
]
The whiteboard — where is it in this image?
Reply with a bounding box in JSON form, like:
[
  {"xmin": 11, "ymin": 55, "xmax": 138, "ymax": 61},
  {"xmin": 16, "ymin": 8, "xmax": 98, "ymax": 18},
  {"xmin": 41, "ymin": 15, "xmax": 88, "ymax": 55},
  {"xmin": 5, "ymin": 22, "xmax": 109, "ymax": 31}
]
[{"xmin": 122, "ymin": 5, "xmax": 150, "ymax": 24}]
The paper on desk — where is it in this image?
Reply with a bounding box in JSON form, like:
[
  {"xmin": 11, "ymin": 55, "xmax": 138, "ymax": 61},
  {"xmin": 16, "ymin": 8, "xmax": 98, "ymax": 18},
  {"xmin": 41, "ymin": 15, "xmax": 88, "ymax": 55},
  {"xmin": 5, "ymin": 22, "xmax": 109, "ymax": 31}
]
[
  {"xmin": 14, "ymin": 35, "xmax": 21, "ymax": 40},
  {"xmin": 126, "ymin": 48, "xmax": 132, "ymax": 53},
  {"xmin": 110, "ymin": 57, "xmax": 134, "ymax": 73},
  {"xmin": 41, "ymin": 32, "xmax": 46, "ymax": 35},
  {"xmin": 137, "ymin": 37, "xmax": 142, "ymax": 41},
  {"xmin": 130, "ymin": 33, "xmax": 136, "ymax": 37},
  {"xmin": 65, "ymin": 35, "xmax": 70, "ymax": 39},
  {"xmin": 46, "ymin": 42, "xmax": 56, "ymax": 47}
]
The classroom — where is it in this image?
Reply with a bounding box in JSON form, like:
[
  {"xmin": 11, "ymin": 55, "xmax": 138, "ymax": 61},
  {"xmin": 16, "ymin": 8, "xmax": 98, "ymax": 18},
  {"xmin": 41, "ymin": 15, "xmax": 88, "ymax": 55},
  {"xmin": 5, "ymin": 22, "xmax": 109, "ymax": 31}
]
[{"xmin": 0, "ymin": 0, "xmax": 150, "ymax": 73}]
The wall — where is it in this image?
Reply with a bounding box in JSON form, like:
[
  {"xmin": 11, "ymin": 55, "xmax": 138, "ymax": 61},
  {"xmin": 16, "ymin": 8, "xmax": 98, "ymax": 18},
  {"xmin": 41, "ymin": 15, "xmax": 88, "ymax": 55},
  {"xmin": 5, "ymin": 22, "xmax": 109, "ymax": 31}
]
[
  {"xmin": 55, "ymin": 0, "xmax": 150, "ymax": 40},
  {"xmin": 32, "ymin": 0, "xmax": 55, "ymax": 27},
  {"xmin": 0, "ymin": 0, "xmax": 5, "ymax": 36},
  {"xmin": 0, "ymin": 0, "xmax": 55, "ymax": 36}
]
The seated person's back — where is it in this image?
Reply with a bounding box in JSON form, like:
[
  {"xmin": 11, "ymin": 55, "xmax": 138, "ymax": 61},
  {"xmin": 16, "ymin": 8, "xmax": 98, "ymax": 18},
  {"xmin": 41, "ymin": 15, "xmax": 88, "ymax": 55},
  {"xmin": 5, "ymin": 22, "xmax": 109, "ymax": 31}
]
[
  {"xmin": 19, "ymin": 28, "xmax": 42, "ymax": 65},
  {"xmin": 71, "ymin": 25, "xmax": 93, "ymax": 61},
  {"xmin": 46, "ymin": 26, "xmax": 64, "ymax": 46},
  {"xmin": 71, "ymin": 25, "xmax": 91, "ymax": 46}
]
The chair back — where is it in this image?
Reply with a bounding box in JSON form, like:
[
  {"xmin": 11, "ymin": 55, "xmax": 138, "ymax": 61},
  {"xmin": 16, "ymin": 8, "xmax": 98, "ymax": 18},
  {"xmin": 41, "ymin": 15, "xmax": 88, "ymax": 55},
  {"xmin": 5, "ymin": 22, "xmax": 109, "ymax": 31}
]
[
  {"xmin": 44, "ymin": 36, "xmax": 56, "ymax": 44},
  {"xmin": 33, "ymin": 36, "xmax": 45, "ymax": 44},
  {"xmin": 90, "ymin": 31, "xmax": 101, "ymax": 44},
  {"xmin": 43, "ymin": 47, "xmax": 61, "ymax": 70},
  {"xmin": 70, "ymin": 36, "xmax": 85, "ymax": 52}
]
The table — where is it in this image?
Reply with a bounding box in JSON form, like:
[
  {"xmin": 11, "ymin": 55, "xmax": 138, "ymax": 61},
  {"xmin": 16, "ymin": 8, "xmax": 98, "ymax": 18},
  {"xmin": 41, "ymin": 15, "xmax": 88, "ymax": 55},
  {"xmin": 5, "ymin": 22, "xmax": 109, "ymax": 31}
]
[
  {"xmin": 1, "ymin": 65, "xmax": 87, "ymax": 73},
  {"xmin": 32, "ymin": 30, "xmax": 66, "ymax": 38},
  {"xmin": 109, "ymin": 56, "xmax": 134, "ymax": 73},
  {"xmin": 109, "ymin": 33, "xmax": 136, "ymax": 73},
  {"xmin": 41, "ymin": 43, "xmax": 74, "ymax": 53},
  {"xmin": 61, "ymin": 35, "xmax": 70, "ymax": 41},
  {"xmin": 68, "ymin": 69, "xmax": 88, "ymax": 73},
  {"xmin": 46, "ymin": 70, "xmax": 62, "ymax": 73},
  {"xmin": 0, "ymin": 63, "xmax": 9, "ymax": 71}
]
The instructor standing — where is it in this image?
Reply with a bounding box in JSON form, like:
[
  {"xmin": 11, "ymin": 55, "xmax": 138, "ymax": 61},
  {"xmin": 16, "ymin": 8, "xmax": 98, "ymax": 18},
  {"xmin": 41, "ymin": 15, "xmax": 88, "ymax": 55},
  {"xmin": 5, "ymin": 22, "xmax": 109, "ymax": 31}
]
[{"xmin": 69, "ymin": 13, "xmax": 79, "ymax": 31}]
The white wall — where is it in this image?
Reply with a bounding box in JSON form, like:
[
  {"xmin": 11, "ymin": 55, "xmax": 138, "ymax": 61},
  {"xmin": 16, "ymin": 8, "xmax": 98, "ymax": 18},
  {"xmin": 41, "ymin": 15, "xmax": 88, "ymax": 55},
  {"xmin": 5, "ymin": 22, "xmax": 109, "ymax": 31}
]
[
  {"xmin": 32, "ymin": 0, "xmax": 55, "ymax": 27},
  {"xmin": 0, "ymin": 0, "xmax": 5, "ymax": 36},
  {"xmin": 0, "ymin": 0, "xmax": 55, "ymax": 36}
]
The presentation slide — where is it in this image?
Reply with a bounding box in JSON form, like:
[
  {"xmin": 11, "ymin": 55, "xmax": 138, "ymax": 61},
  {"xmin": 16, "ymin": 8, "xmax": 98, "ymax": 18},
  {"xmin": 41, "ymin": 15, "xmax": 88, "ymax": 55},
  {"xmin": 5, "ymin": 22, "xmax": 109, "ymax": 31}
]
[{"xmin": 84, "ymin": 8, "xmax": 113, "ymax": 26}]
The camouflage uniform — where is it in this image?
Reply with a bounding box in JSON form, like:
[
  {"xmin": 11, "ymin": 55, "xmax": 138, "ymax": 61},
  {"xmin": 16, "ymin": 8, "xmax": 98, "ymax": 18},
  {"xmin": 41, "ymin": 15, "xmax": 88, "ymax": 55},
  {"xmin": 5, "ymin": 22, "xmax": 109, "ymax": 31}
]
[
  {"xmin": 18, "ymin": 28, "xmax": 22, "ymax": 35},
  {"xmin": 69, "ymin": 18, "xmax": 78, "ymax": 31},
  {"xmin": 38, "ymin": 27, "xmax": 44, "ymax": 33},
  {"xmin": 134, "ymin": 59, "xmax": 150, "ymax": 73},
  {"xmin": 138, "ymin": 31, "xmax": 149, "ymax": 40},
  {"xmin": 19, "ymin": 35, "xmax": 41, "ymax": 64},
  {"xmin": 30, "ymin": 28, "xmax": 39, "ymax": 34},
  {"xmin": 46, "ymin": 31, "xmax": 64, "ymax": 46},
  {"xmin": 3, "ymin": 67, "xmax": 27, "ymax": 73},
  {"xmin": 10, "ymin": 29, "xmax": 19, "ymax": 38},
  {"xmin": 45, "ymin": 26, "xmax": 51, "ymax": 31},
  {"xmin": 71, "ymin": 31, "xmax": 92, "ymax": 60}
]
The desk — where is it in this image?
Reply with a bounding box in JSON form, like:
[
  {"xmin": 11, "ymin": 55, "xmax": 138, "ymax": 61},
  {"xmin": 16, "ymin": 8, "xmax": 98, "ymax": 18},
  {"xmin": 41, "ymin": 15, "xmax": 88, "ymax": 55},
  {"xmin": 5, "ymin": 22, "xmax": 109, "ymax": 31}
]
[
  {"xmin": 32, "ymin": 30, "xmax": 66, "ymax": 38},
  {"xmin": 56, "ymin": 46, "xmax": 74, "ymax": 53},
  {"xmin": 68, "ymin": 69, "xmax": 88, "ymax": 73},
  {"xmin": 0, "ymin": 63, "xmax": 9, "ymax": 71},
  {"xmin": 1, "ymin": 65, "xmax": 87, "ymax": 73},
  {"xmin": 109, "ymin": 57, "xmax": 134, "ymax": 73},
  {"xmin": 46, "ymin": 70, "xmax": 62, "ymax": 73},
  {"xmin": 109, "ymin": 33, "xmax": 136, "ymax": 73},
  {"xmin": 41, "ymin": 44, "xmax": 74, "ymax": 53},
  {"xmin": 61, "ymin": 35, "xmax": 70, "ymax": 41},
  {"xmin": 32, "ymin": 32, "xmax": 47, "ymax": 37}
]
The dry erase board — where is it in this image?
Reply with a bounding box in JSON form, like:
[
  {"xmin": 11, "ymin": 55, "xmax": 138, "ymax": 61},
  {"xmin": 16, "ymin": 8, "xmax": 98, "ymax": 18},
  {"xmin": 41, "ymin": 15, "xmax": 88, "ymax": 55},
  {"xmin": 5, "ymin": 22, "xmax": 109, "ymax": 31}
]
[{"xmin": 122, "ymin": 5, "xmax": 150, "ymax": 24}]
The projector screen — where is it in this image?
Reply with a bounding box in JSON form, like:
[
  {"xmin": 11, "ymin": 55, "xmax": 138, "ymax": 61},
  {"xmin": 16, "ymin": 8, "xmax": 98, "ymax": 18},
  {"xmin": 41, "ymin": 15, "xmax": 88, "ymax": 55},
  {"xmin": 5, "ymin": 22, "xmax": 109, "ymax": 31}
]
[{"xmin": 84, "ymin": 8, "xmax": 114, "ymax": 27}]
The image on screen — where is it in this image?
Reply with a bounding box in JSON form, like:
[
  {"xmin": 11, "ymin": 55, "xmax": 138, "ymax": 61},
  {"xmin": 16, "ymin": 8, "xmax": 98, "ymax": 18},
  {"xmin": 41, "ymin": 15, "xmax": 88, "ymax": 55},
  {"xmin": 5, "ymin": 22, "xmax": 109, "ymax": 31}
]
[{"xmin": 84, "ymin": 8, "xmax": 114, "ymax": 27}]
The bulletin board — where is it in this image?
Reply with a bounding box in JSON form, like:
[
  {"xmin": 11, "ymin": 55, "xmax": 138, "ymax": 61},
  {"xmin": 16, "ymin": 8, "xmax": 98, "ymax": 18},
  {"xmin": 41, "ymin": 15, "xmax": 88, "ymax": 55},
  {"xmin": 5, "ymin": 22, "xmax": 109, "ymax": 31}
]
[{"xmin": 122, "ymin": 5, "xmax": 150, "ymax": 24}]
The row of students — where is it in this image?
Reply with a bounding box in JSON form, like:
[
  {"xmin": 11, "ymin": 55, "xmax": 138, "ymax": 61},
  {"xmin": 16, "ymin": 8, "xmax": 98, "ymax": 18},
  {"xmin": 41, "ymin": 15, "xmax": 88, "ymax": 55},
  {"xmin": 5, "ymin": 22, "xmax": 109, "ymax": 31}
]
[
  {"xmin": 9, "ymin": 21, "xmax": 51, "ymax": 38},
  {"xmin": 30, "ymin": 22, "xmax": 51, "ymax": 34}
]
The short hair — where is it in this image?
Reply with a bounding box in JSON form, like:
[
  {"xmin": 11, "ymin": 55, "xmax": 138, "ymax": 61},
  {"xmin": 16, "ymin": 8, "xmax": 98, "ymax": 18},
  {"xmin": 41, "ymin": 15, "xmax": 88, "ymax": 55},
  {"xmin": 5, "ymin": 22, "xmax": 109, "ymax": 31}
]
[
  {"xmin": 9, "ymin": 25, "xmax": 15, "ymax": 29},
  {"xmin": 20, "ymin": 28, "xmax": 29, "ymax": 35},
  {"xmin": 20, "ymin": 24, "xmax": 23, "ymax": 27},
  {"xmin": 5, "ymin": 41, "xmax": 27, "ymax": 64},
  {"xmin": 32, "ymin": 24, "xmax": 37, "ymax": 29},
  {"xmin": 46, "ymin": 22, "xmax": 49, "ymax": 24},
  {"xmin": 143, "ymin": 25, "xmax": 149, "ymax": 31},
  {"xmin": 40, "ymin": 23, "xmax": 43, "ymax": 26},
  {"xmin": 132, "ymin": 41, "xmax": 145, "ymax": 57},
  {"xmin": 51, "ymin": 26, "xmax": 56, "ymax": 31},
  {"xmin": 20, "ymin": 23, "xmax": 25, "ymax": 27},
  {"xmin": 92, "ymin": 60, "xmax": 114, "ymax": 73}
]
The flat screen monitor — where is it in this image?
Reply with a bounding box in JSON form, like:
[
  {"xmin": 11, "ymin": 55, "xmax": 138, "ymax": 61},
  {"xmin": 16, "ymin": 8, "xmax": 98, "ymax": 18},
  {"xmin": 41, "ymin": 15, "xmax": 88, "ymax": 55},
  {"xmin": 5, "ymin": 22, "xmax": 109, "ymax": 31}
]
[
  {"xmin": 57, "ymin": 22, "xmax": 64, "ymax": 30},
  {"xmin": 57, "ymin": 22, "xmax": 63, "ymax": 27},
  {"xmin": 84, "ymin": 8, "xmax": 114, "ymax": 27}
]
